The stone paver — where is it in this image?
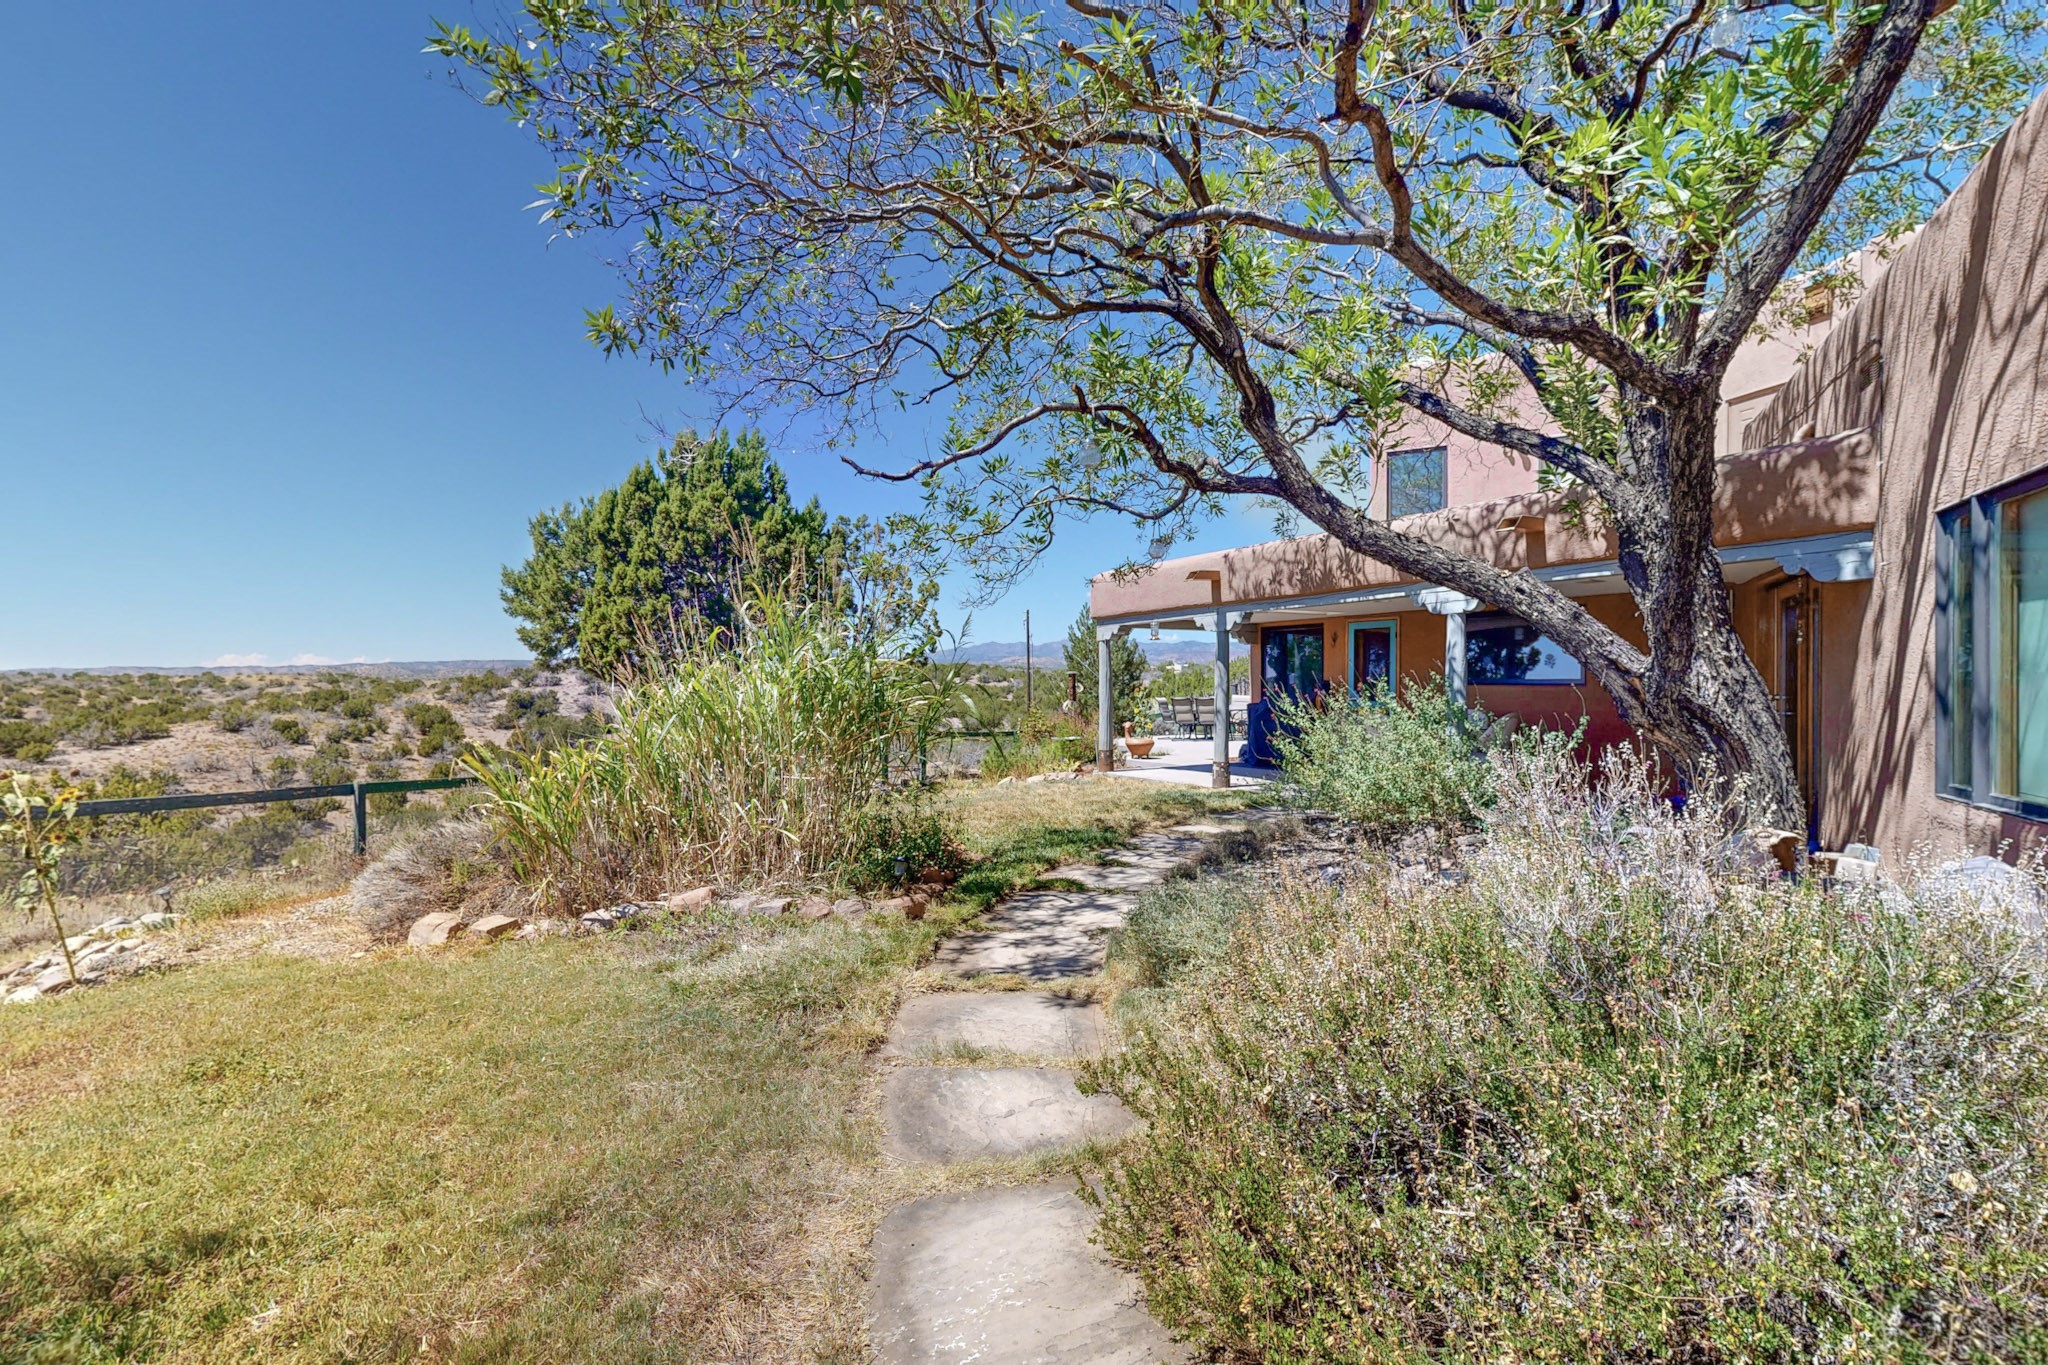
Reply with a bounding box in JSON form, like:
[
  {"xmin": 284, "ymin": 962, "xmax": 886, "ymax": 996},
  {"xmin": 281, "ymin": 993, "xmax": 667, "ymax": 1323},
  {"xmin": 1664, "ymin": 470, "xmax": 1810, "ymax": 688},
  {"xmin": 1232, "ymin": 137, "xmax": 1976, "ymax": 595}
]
[
  {"xmin": 882, "ymin": 992, "xmax": 1107, "ymax": 1059},
  {"xmin": 882, "ymin": 1066, "xmax": 1136, "ymax": 1162},
  {"xmin": 869, "ymin": 1182, "xmax": 1191, "ymax": 1364},
  {"xmin": 1038, "ymin": 861, "xmax": 1167, "ymax": 892},
  {"xmin": 929, "ymin": 889, "xmax": 1134, "ymax": 981}
]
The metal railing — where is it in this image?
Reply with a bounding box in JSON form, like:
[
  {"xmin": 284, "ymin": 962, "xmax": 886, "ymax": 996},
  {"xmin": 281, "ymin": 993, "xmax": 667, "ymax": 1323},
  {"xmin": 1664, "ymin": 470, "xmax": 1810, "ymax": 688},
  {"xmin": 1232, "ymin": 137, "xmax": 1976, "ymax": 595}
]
[{"xmin": 40, "ymin": 778, "xmax": 479, "ymax": 856}]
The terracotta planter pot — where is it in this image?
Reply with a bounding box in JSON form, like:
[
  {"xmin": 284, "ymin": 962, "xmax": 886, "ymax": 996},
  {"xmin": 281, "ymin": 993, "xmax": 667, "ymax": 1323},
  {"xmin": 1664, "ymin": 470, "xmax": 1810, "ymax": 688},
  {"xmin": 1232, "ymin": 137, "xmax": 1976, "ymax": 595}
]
[{"xmin": 1120, "ymin": 723, "xmax": 1156, "ymax": 759}]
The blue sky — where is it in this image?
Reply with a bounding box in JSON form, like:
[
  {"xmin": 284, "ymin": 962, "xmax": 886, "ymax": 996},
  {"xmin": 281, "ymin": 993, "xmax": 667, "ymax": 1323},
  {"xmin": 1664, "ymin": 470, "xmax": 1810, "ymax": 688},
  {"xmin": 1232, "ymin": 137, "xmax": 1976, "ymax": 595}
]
[{"xmin": 0, "ymin": 2, "xmax": 1263, "ymax": 670}]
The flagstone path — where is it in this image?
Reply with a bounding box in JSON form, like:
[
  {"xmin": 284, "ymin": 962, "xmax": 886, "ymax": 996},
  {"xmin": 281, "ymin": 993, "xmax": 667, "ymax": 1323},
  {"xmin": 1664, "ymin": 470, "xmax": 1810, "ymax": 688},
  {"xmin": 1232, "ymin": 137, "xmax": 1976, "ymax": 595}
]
[{"xmin": 867, "ymin": 811, "xmax": 1282, "ymax": 1364}]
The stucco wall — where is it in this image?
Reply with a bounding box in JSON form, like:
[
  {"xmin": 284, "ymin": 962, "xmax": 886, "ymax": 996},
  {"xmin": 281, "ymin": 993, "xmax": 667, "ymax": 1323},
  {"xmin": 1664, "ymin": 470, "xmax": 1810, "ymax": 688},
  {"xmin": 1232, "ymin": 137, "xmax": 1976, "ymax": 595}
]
[{"xmin": 1748, "ymin": 88, "xmax": 2048, "ymax": 858}]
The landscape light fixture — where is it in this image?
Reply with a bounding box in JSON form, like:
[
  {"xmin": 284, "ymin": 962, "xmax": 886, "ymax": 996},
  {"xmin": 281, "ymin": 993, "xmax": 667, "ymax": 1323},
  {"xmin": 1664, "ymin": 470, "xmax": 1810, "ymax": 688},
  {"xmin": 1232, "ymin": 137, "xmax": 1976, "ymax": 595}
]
[
  {"xmin": 1147, "ymin": 534, "xmax": 1172, "ymax": 561},
  {"xmin": 1149, "ymin": 625, "xmax": 1161, "ymax": 641}
]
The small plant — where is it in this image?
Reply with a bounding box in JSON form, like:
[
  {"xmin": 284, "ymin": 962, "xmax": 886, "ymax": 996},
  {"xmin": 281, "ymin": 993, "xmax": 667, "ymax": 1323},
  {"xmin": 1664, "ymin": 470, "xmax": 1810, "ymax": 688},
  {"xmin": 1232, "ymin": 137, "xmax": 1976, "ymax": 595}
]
[
  {"xmin": 846, "ymin": 799, "xmax": 967, "ymax": 890},
  {"xmin": 1, "ymin": 773, "xmax": 89, "ymax": 985},
  {"xmin": 270, "ymin": 716, "xmax": 309, "ymax": 745}
]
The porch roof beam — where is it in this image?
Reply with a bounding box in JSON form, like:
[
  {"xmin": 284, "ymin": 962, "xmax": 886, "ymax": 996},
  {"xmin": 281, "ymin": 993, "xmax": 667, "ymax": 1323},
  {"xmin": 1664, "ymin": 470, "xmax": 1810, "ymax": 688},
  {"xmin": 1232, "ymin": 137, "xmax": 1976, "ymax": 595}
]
[{"xmin": 1092, "ymin": 531, "xmax": 1873, "ymax": 630}]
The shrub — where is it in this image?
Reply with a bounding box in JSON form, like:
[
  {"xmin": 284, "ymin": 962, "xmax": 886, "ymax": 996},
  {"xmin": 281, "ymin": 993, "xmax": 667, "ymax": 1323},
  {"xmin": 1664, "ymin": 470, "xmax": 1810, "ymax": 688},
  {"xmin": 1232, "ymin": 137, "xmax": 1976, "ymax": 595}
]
[
  {"xmin": 350, "ymin": 815, "xmax": 504, "ymax": 940},
  {"xmin": 403, "ymin": 703, "xmax": 466, "ymax": 757},
  {"xmin": 1090, "ymin": 744, "xmax": 2048, "ymax": 1362},
  {"xmin": 214, "ymin": 701, "xmax": 252, "ymax": 733},
  {"xmin": 1110, "ymin": 874, "xmax": 1256, "ymax": 989},
  {"xmin": 470, "ymin": 592, "xmax": 941, "ymax": 908},
  {"xmin": 339, "ymin": 695, "xmax": 376, "ymax": 721},
  {"xmin": 0, "ymin": 720, "xmax": 56, "ymax": 763},
  {"xmin": 1272, "ymin": 680, "xmax": 1499, "ymax": 834},
  {"xmin": 269, "ymin": 716, "xmax": 309, "ymax": 745},
  {"xmin": 845, "ymin": 800, "xmax": 968, "ymax": 890}
]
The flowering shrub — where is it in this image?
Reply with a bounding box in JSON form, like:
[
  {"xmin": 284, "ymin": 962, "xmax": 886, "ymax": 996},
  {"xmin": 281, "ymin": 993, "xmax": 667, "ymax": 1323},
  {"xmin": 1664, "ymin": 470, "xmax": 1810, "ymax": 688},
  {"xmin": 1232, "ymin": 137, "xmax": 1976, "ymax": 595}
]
[{"xmin": 1092, "ymin": 743, "xmax": 2048, "ymax": 1361}]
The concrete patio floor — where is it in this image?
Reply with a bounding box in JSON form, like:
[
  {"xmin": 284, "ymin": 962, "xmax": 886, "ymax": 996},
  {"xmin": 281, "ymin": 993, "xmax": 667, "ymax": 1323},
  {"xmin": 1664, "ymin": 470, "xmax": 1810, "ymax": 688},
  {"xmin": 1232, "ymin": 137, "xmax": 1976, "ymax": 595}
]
[{"xmin": 1101, "ymin": 735, "xmax": 1273, "ymax": 788}]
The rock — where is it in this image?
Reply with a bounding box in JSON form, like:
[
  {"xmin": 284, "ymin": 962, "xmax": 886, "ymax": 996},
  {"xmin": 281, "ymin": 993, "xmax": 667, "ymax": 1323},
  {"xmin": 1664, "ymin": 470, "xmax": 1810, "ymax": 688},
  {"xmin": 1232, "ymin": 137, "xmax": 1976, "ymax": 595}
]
[
  {"xmin": 874, "ymin": 892, "xmax": 930, "ymax": 920},
  {"xmin": 465, "ymin": 914, "xmax": 522, "ymax": 941},
  {"xmin": 830, "ymin": 897, "xmax": 869, "ymax": 919},
  {"xmin": 4, "ymin": 986, "xmax": 39, "ymax": 1005},
  {"xmin": 882, "ymin": 993, "xmax": 1109, "ymax": 1060},
  {"xmin": 868, "ymin": 1183, "xmax": 1190, "ymax": 1365},
  {"xmin": 797, "ymin": 895, "xmax": 836, "ymax": 921},
  {"xmin": 1917, "ymin": 855, "xmax": 2045, "ymax": 925},
  {"xmin": 514, "ymin": 918, "xmax": 563, "ymax": 940},
  {"xmin": 996, "ymin": 777, "xmax": 1015, "ymax": 786},
  {"xmin": 666, "ymin": 885, "xmax": 718, "ymax": 910},
  {"xmin": 137, "ymin": 912, "xmax": 179, "ymax": 929},
  {"xmin": 96, "ymin": 918, "xmax": 137, "ymax": 936},
  {"xmin": 723, "ymin": 892, "xmax": 793, "ymax": 917},
  {"xmin": 408, "ymin": 912, "xmax": 464, "ymax": 947},
  {"xmin": 581, "ymin": 903, "xmax": 647, "ymax": 931},
  {"xmin": 62, "ymin": 934, "xmax": 96, "ymax": 953},
  {"xmin": 31, "ymin": 964, "xmax": 77, "ymax": 993},
  {"xmin": 881, "ymin": 1067, "xmax": 1138, "ymax": 1163}
]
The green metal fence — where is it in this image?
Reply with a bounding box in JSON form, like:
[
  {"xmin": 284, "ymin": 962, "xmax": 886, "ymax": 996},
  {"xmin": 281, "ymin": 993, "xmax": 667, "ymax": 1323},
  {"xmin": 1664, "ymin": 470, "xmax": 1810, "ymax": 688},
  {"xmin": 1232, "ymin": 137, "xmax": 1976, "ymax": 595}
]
[{"xmin": 40, "ymin": 778, "xmax": 478, "ymax": 857}]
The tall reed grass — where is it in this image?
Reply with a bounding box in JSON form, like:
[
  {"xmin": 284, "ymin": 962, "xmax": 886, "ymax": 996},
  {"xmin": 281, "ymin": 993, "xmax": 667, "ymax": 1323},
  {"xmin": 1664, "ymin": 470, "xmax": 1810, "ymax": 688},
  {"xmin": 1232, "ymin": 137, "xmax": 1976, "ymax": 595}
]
[{"xmin": 469, "ymin": 594, "xmax": 938, "ymax": 909}]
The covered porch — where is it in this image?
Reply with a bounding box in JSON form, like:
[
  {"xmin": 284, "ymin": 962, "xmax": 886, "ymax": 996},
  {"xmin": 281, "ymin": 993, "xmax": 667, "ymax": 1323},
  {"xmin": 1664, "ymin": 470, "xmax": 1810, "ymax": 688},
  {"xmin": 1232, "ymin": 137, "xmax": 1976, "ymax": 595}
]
[{"xmin": 1090, "ymin": 433, "xmax": 1879, "ymax": 820}]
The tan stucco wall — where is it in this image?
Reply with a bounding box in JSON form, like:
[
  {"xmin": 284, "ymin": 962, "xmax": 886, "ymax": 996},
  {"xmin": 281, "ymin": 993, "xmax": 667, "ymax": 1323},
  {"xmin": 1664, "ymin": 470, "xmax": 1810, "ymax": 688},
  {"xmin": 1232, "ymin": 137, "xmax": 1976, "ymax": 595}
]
[{"xmin": 1748, "ymin": 87, "xmax": 2048, "ymax": 858}]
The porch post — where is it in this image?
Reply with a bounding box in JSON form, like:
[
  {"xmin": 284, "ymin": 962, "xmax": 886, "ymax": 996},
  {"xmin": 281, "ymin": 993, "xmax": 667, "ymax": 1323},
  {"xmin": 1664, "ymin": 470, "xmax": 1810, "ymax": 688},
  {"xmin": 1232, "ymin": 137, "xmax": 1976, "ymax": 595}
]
[
  {"xmin": 1444, "ymin": 609, "xmax": 1469, "ymax": 708},
  {"xmin": 1212, "ymin": 611, "xmax": 1232, "ymax": 788},
  {"xmin": 1415, "ymin": 588, "xmax": 1481, "ymax": 708},
  {"xmin": 1096, "ymin": 630, "xmax": 1116, "ymax": 771}
]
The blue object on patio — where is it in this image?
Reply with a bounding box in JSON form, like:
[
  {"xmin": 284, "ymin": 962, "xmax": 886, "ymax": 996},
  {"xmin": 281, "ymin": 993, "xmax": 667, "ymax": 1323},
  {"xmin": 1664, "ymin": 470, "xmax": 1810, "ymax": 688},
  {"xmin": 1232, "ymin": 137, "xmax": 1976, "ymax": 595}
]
[{"xmin": 1240, "ymin": 697, "xmax": 1283, "ymax": 766}]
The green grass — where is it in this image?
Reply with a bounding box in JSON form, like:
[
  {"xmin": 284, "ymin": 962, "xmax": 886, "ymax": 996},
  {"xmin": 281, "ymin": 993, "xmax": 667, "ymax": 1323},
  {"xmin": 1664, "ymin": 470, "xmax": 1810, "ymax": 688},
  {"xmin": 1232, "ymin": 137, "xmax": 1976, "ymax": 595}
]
[{"xmin": 0, "ymin": 776, "xmax": 1237, "ymax": 1363}]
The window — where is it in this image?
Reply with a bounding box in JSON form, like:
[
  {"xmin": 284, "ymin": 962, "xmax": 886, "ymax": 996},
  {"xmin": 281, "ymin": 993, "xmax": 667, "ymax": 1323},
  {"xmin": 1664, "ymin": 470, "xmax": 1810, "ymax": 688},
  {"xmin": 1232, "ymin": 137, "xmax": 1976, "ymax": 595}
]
[
  {"xmin": 1466, "ymin": 612, "xmax": 1584, "ymax": 685},
  {"xmin": 1386, "ymin": 446, "xmax": 1447, "ymax": 519},
  {"xmin": 1939, "ymin": 472, "xmax": 2048, "ymax": 813},
  {"xmin": 1261, "ymin": 625, "xmax": 1324, "ymax": 702}
]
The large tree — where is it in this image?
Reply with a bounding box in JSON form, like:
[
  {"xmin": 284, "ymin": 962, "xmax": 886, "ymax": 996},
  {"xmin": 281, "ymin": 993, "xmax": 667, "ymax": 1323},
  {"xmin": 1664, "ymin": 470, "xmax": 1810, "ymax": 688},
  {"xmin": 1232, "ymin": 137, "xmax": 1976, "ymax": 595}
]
[
  {"xmin": 437, "ymin": 0, "xmax": 2045, "ymax": 819},
  {"xmin": 503, "ymin": 429, "xmax": 840, "ymax": 676}
]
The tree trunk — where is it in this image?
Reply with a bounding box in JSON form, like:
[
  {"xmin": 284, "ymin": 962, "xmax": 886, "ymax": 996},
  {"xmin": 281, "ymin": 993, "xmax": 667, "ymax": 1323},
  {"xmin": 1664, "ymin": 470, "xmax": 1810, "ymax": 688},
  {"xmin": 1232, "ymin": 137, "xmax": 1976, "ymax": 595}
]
[{"xmin": 1599, "ymin": 394, "xmax": 1806, "ymax": 830}]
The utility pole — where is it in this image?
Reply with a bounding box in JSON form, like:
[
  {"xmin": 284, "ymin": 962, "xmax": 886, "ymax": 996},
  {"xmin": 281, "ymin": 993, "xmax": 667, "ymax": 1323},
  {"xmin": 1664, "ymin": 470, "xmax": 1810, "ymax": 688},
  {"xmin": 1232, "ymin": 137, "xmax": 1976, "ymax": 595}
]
[{"xmin": 1023, "ymin": 611, "xmax": 1032, "ymax": 714}]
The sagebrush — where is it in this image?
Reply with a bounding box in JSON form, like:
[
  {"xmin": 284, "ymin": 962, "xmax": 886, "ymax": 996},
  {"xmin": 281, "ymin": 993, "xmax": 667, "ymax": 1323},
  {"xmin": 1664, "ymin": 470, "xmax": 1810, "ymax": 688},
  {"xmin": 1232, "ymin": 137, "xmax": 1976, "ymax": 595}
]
[{"xmin": 1094, "ymin": 743, "xmax": 2048, "ymax": 1362}]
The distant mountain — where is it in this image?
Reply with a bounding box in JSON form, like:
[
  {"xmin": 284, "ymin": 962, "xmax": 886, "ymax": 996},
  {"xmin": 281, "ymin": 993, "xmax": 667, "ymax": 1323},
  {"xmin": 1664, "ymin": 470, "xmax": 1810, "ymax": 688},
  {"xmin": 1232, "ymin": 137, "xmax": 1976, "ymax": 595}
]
[
  {"xmin": 942, "ymin": 638, "xmax": 1246, "ymax": 666},
  {"xmin": 3, "ymin": 660, "xmax": 535, "ymax": 680}
]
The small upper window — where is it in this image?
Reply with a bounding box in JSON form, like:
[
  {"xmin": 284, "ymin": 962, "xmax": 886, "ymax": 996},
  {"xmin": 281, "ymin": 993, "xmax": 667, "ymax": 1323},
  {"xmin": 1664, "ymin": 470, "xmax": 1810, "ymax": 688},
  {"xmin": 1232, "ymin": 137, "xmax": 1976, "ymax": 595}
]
[
  {"xmin": 1386, "ymin": 446, "xmax": 1448, "ymax": 519},
  {"xmin": 1466, "ymin": 612, "xmax": 1585, "ymax": 685},
  {"xmin": 1939, "ymin": 472, "xmax": 2048, "ymax": 812}
]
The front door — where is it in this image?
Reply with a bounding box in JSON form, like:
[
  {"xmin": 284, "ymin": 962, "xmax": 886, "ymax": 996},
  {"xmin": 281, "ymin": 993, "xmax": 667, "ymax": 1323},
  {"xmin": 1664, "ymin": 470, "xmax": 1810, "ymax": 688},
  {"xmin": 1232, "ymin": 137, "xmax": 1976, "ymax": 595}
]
[{"xmin": 1349, "ymin": 622, "xmax": 1396, "ymax": 697}]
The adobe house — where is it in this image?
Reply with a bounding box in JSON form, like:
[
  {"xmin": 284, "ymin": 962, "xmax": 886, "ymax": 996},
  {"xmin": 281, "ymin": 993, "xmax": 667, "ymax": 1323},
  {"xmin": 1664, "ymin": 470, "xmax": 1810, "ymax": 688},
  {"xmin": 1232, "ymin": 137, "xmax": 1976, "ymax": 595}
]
[{"xmin": 1089, "ymin": 87, "xmax": 2048, "ymax": 862}]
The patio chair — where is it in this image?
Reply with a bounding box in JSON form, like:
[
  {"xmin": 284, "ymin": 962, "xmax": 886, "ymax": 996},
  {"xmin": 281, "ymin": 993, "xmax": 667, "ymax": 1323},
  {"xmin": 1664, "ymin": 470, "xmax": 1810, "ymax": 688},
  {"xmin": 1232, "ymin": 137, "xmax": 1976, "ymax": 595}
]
[
  {"xmin": 1191, "ymin": 694, "xmax": 1217, "ymax": 738},
  {"xmin": 1169, "ymin": 696, "xmax": 1199, "ymax": 737},
  {"xmin": 1150, "ymin": 697, "xmax": 1173, "ymax": 734}
]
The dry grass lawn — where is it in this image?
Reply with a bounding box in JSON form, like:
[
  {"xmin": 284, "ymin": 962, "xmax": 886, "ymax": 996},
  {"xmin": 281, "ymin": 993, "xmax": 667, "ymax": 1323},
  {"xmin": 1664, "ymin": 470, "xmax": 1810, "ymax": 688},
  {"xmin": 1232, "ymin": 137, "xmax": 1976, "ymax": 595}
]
[{"xmin": 0, "ymin": 776, "xmax": 1244, "ymax": 1363}]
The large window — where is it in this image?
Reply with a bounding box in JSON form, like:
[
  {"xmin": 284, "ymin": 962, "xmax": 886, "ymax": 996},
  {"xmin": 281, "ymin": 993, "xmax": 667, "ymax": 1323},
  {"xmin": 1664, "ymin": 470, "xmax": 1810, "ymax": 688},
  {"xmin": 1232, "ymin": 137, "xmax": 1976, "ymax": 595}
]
[
  {"xmin": 1939, "ymin": 472, "xmax": 2048, "ymax": 813},
  {"xmin": 1261, "ymin": 625, "xmax": 1325, "ymax": 702},
  {"xmin": 1466, "ymin": 612, "xmax": 1585, "ymax": 685},
  {"xmin": 1386, "ymin": 446, "xmax": 1447, "ymax": 518}
]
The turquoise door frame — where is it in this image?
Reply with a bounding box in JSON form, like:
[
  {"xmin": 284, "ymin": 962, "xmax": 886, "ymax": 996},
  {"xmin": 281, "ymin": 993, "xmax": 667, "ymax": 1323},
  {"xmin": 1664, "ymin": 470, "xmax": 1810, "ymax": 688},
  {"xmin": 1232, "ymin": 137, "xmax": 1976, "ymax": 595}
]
[{"xmin": 1346, "ymin": 619, "xmax": 1400, "ymax": 696}]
